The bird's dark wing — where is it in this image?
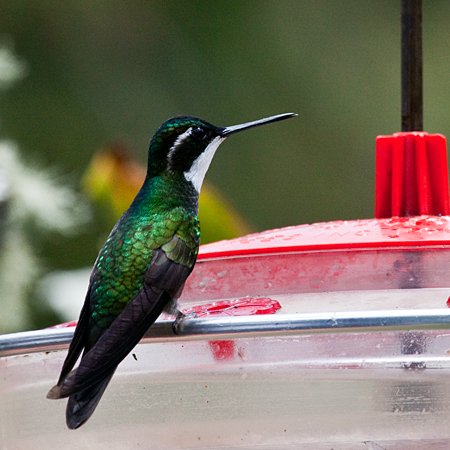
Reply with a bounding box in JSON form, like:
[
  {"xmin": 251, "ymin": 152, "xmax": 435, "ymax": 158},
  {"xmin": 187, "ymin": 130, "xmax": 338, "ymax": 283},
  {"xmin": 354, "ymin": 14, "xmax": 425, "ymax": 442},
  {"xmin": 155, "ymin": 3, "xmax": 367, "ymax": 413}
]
[
  {"xmin": 50, "ymin": 230, "xmax": 198, "ymax": 400},
  {"xmin": 56, "ymin": 292, "xmax": 90, "ymax": 385}
]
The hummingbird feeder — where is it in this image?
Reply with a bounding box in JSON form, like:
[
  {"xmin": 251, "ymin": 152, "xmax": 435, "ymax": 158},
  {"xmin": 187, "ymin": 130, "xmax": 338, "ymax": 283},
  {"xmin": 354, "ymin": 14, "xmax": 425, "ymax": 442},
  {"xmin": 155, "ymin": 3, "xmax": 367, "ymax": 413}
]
[{"xmin": 2, "ymin": 1, "xmax": 450, "ymax": 449}]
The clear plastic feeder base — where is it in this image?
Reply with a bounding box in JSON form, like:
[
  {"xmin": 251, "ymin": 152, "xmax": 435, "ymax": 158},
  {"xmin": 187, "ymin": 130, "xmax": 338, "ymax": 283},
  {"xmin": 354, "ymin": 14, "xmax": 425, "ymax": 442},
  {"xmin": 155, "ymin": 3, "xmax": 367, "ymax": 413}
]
[
  {"xmin": 3, "ymin": 217, "xmax": 450, "ymax": 449},
  {"xmin": 3, "ymin": 319, "xmax": 450, "ymax": 449}
]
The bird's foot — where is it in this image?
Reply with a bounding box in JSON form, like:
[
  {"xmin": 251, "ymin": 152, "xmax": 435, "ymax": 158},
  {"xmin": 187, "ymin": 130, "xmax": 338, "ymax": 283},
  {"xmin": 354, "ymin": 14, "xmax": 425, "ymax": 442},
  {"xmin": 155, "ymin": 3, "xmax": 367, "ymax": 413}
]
[{"xmin": 172, "ymin": 310, "xmax": 198, "ymax": 335}]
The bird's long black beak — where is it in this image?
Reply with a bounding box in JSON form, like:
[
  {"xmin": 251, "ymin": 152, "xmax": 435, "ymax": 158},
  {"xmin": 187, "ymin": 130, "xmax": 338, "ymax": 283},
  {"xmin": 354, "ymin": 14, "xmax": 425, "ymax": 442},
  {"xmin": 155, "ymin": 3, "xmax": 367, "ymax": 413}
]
[{"xmin": 220, "ymin": 112, "xmax": 297, "ymax": 137}]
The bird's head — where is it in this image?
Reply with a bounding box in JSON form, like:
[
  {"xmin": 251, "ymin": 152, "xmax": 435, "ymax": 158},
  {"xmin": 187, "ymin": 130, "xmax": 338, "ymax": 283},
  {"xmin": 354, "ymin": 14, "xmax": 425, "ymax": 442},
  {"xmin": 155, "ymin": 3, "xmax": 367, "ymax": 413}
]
[{"xmin": 147, "ymin": 113, "xmax": 296, "ymax": 193}]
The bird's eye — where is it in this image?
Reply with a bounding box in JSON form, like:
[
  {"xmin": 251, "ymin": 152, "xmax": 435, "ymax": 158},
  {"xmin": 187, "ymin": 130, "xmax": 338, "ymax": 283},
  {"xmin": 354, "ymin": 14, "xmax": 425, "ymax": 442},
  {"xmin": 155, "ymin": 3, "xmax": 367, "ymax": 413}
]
[{"xmin": 192, "ymin": 127, "xmax": 206, "ymax": 140}]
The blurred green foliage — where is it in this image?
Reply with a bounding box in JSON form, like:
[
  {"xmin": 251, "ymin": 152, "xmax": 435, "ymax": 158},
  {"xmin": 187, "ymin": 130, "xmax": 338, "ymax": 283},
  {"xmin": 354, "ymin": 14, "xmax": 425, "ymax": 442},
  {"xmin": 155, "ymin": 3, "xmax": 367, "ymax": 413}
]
[{"xmin": 1, "ymin": 1, "xmax": 450, "ymax": 330}]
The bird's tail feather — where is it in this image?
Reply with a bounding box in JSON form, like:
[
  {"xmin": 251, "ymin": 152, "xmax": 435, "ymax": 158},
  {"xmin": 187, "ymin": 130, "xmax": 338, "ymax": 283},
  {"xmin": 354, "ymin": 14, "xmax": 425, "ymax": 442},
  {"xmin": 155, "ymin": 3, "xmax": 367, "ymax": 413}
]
[{"xmin": 66, "ymin": 370, "xmax": 115, "ymax": 430}]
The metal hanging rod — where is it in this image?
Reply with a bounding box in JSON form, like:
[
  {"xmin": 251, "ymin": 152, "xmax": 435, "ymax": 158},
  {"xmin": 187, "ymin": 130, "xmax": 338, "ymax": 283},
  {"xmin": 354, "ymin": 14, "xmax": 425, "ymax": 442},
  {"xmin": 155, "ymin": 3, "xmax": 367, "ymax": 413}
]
[{"xmin": 401, "ymin": 0, "xmax": 423, "ymax": 131}]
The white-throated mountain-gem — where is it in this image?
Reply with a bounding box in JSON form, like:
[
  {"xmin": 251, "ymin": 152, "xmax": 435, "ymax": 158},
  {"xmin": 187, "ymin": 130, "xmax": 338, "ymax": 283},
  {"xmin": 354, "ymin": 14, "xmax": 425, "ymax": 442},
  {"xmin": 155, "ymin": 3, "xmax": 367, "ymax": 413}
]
[{"xmin": 47, "ymin": 112, "xmax": 297, "ymax": 429}]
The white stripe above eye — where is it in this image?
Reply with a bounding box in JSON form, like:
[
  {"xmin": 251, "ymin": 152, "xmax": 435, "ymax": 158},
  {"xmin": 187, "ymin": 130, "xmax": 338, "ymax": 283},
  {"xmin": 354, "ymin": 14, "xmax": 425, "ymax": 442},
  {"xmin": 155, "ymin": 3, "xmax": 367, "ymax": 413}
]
[
  {"xmin": 184, "ymin": 135, "xmax": 225, "ymax": 193},
  {"xmin": 167, "ymin": 127, "xmax": 193, "ymax": 167}
]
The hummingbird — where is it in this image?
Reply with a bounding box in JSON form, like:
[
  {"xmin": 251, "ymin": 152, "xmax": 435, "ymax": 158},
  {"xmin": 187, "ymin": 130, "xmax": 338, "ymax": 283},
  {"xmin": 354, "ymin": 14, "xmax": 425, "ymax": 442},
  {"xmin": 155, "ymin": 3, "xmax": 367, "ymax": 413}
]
[{"xmin": 47, "ymin": 112, "xmax": 296, "ymax": 429}]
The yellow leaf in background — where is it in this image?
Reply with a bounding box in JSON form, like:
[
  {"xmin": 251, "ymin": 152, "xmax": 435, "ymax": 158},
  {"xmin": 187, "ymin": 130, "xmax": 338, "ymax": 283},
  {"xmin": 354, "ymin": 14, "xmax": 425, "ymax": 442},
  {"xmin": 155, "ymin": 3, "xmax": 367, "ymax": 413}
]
[
  {"xmin": 197, "ymin": 181, "xmax": 253, "ymax": 244},
  {"xmin": 82, "ymin": 143, "xmax": 146, "ymax": 219}
]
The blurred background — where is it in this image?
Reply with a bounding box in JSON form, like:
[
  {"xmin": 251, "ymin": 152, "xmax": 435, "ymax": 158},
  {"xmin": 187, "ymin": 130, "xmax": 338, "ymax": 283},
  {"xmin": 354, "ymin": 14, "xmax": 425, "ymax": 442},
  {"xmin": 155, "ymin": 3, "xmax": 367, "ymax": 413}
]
[{"xmin": 0, "ymin": 1, "xmax": 449, "ymax": 333}]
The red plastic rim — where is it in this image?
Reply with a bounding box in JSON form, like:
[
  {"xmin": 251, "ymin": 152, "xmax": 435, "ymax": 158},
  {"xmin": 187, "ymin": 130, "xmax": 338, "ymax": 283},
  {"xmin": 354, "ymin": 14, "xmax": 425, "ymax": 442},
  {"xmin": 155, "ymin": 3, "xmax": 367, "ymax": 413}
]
[{"xmin": 198, "ymin": 216, "xmax": 450, "ymax": 260}]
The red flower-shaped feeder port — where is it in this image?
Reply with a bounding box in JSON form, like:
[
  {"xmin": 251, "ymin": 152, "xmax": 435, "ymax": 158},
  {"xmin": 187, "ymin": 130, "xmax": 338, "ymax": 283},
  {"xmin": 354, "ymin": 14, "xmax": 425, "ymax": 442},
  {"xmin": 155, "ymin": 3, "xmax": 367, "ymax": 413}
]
[{"xmin": 182, "ymin": 297, "xmax": 281, "ymax": 318}]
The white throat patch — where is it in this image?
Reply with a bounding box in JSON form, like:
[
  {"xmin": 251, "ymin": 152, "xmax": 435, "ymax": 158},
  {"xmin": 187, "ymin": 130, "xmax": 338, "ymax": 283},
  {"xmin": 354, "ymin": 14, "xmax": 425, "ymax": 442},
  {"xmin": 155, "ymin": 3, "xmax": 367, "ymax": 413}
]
[{"xmin": 184, "ymin": 136, "xmax": 225, "ymax": 193}]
